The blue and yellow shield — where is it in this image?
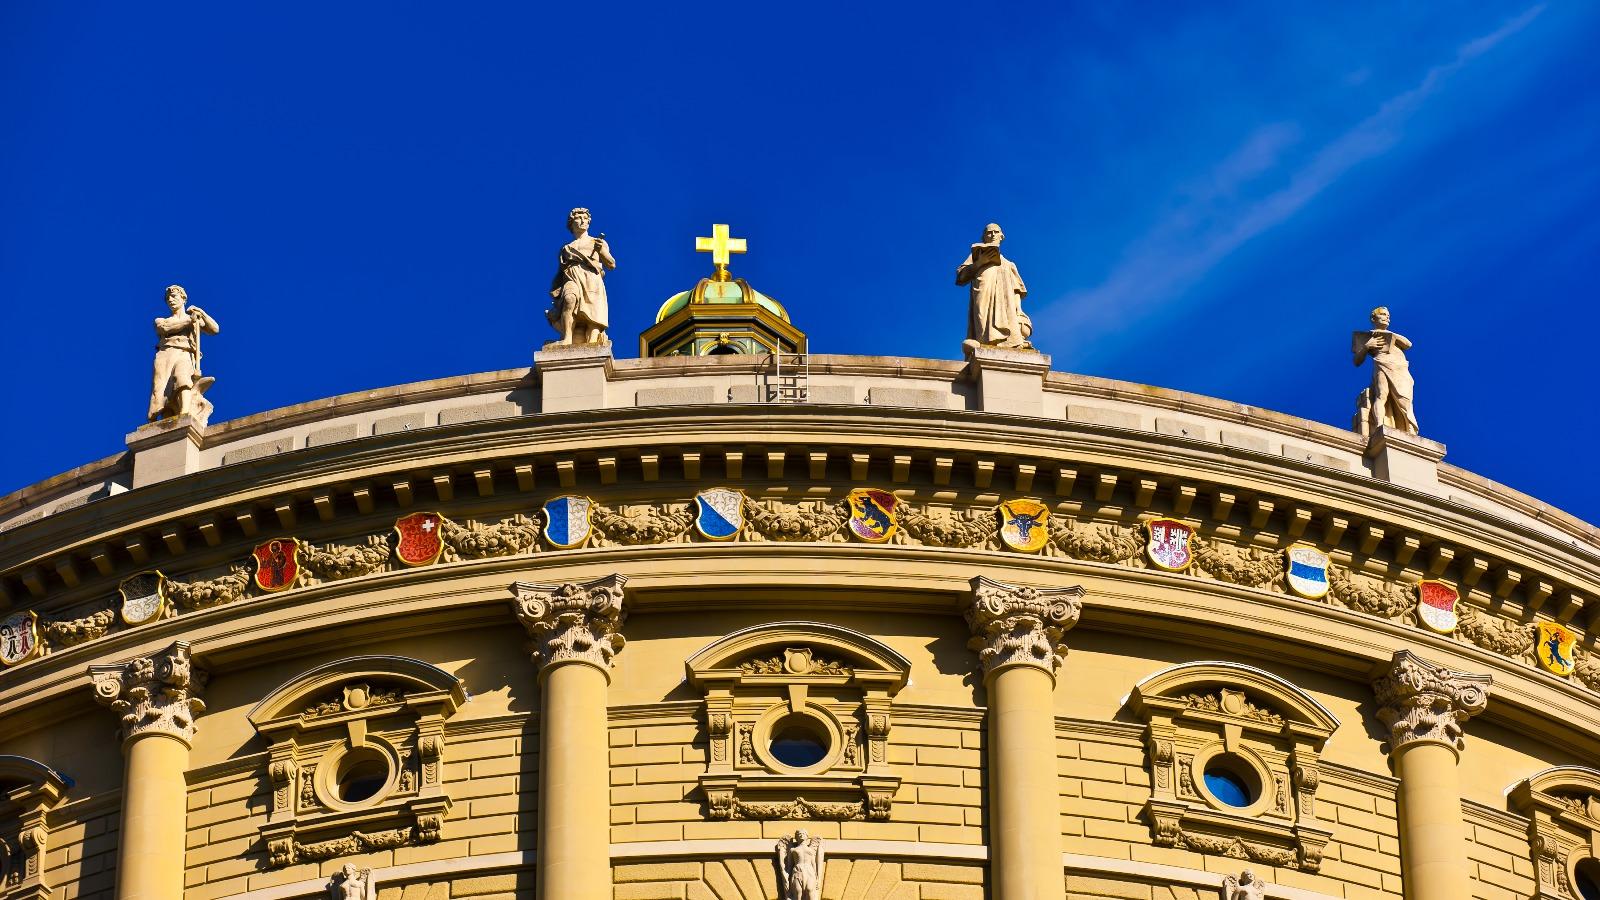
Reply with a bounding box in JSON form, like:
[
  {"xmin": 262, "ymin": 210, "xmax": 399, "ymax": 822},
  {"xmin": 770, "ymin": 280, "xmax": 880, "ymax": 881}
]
[
  {"xmin": 1537, "ymin": 622, "xmax": 1578, "ymax": 677},
  {"xmin": 543, "ymin": 496, "xmax": 593, "ymax": 549},
  {"xmin": 998, "ymin": 499, "xmax": 1050, "ymax": 553},
  {"xmin": 694, "ymin": 488, "xmax": 744, "ymax": 541},
  {"xmin": 846, "ymin": 489, "xmax": 900, "ymax": 543}
]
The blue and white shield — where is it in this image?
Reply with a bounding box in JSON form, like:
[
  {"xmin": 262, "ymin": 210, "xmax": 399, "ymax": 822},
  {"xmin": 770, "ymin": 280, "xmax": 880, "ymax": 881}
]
[
  {"xmin": 542, "ymin": 496, "xmax": 592, "ymax": 549},
  {"xmin": 694, "ymin": 488, "xmax": 744, "ymax": 541},
  {"xmin": 1285, "ymin": 544, "xmax": 1330, "ymax": 599}
]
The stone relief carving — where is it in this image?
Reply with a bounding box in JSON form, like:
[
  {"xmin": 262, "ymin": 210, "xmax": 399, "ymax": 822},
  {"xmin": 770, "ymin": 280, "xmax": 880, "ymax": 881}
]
[
  {"xmin": 167, "ymin": 564, "xmax": 251, "ymax": 611},
  {"xmin": 963, "ymin": 576, "xmax": 1084, "ymax": 677},
  {"xmin": 42, "ymin": 607, "xmax": 116, "ymax": 647},
  {"xmin": 1454, "ymin": 606, "xmax": 1536, "ymax": 661},
  {"xmin": 328, "ymin": 864, "xmax": 377, "ymax": 900},
  {"xmin": 744, "ymin": 499, "xmax": 848, "ymax": 542},
  {"xmin": 89, "ymin": 640, "xmax": 207, "ymax": 745},
  {"xmin": 1047, "ymin": 518, "xmax": 1142, "ymax": 563},
  {"xmin": 1373, "ymin": 650, "xmax": 1491, "ymax": 752},
  {"xmin": 441, "ymin": 514, "xmax": 540, "ymax": 560},
  {"xmin": 1326, "ymin": 565, "xmax": 1413, "ymax": 619},
  {"xmin": 1179, "ymin": 691, "xmax": 1283, "ymax": 726},
  {"xmin": 732, "ymin": 797, "xmax": 864, "ymax": 821},
  {"xmin": 1191, "ymin": 538, "xmax": 1283, "ymax": 589},
  {"xmin": 1222, "ymin": 869, "xmax": 1267, "ymax": 900},
  {"xmin": 738, "ymin": 648, "xmax": 850, "ymax": 676},
  {"xmin": 288, "ymin": 827, "xmax": 414, "ymax": 864},
  {"xmin": 510, "ymin": 574, "xmax": 628, "ymax": 671},
  {"xmin": 304, "ymin": 536, "xmax": 391, "ymax": 581},
  {"xmin": 775, "ymin": 830, "xmax": 824, "ymax": 900},
  {"xmin": 1171, "ymin": 831, "xmax": 1298, "ymax": 868},
  {"xmin": 591, "ymin": 503, "xmax": 694, "ymax": 545},
  {"xmin": 898, "ymin": 505, "xmax": 994, "ymax": 548}
]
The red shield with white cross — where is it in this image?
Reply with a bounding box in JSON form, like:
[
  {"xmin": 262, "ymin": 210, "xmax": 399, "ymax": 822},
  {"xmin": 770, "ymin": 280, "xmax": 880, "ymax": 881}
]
[{"xmin": 394, "ymin": 512, "xmax": 445, "ymax": 566}]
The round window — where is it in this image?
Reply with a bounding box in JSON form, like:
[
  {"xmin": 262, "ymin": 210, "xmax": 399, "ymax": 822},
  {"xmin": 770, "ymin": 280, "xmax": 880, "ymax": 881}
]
[
  {"xmin": 1576, "ymin": 858, "xmax": 1600, "ymax": 900},
  {"xmin": 1202, "ymin": 755, "xmax": 1260, "ymax": 808},
  {"xmin": 768, "ymin": 715, "xmax": 830, "ymax": 769},
  {"xmin": 336, "ymin": 749, "xmax": 391, "ymax": 804}
]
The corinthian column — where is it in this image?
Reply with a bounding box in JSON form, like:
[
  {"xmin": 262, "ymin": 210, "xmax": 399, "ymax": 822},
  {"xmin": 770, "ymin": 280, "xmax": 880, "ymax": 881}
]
[
  {"xmin": 1372, "ymin": 650, "xmax": 1491, "ymax": 900},
  {"xmin": 89, "ymin": 641, "xmax": 206, "ymax": 900},
  {"xmin": 964, "ymin": 576, "xmax": 1084, "ymax": 900},
  {"xmin": 511, "ymin": 574, "xmax": 627, "ymax": 900}
]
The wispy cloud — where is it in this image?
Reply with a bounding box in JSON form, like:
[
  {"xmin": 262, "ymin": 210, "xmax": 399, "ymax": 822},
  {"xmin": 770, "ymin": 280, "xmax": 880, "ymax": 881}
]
[{"xmin": 1038, "ymin": 5, "xmax": 1546, "ymax": 353}]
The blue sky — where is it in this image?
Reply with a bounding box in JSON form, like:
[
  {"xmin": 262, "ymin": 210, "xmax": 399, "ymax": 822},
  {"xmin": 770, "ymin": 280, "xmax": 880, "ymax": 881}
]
[{"xmin": 2, "ymin": 3, "xmax": 1597, "ymax": 523}]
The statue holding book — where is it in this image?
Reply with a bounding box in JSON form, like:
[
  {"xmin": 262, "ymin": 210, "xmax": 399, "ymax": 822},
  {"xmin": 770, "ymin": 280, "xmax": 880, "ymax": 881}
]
[
  {"xmin": 1352, "ymin": 306, "xmax": 1419, "ymax": 436},
  {"xmin": 957, "ymin": 222, "xmax": 1032, "ymax": 354}
]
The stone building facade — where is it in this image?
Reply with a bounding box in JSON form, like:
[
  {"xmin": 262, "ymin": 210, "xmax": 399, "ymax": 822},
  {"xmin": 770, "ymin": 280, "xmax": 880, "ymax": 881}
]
[{"xmin": 1, "ymin": 340, "xmax": 1598, "ymax": 900}]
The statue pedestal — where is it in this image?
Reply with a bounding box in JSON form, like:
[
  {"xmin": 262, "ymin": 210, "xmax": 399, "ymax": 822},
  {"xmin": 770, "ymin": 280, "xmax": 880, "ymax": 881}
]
[
  {"xmin": 1365, "ymin": 427, "xmax": 1446, "ymax": 492},
  {"xmin": 535, "ymin": 343, "xmax": 614, "ymax": 414},
  {"xmin": 126, "ymin": 416, "xmax": 206, "ymax": 488},
  {"xmin": 966, "ymin": 346, "xmax": 1051, "ymax": 416}
]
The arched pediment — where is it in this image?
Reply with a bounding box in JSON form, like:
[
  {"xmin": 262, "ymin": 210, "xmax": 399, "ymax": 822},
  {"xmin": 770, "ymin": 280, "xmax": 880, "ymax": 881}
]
[
  {"xmin": 248, "ymin": 655, "xmax": 467, "ymax": 728},
  {"xmin": 0, "ymin": 755, "xmax": 69, "ymax": 806},
  {"xmin": 1518, "ymin": 766, "xmax": 1600, "ymax": 799},
  {"xmin": 1131, "ymin": 661, "xmax": 1341, "ymax": 735},
  {"xmin": 686, "ymin": 622, "xmax": 911, "ymax": 691}
]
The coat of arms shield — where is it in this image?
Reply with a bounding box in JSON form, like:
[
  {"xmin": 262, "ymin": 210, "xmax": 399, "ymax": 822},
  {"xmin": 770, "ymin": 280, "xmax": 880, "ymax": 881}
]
[
  {"xmin": 1145, "ymin": 518, "xmax": 1194, "ymax": 572},
  {"xmin": 998, "ymin": 499, "xmax": 1050, "ymax": 553},
  {"xmin": 1537, "ymin": 622, "xmax": 1578, "ymax": 677},
  {"xmin": 1285, "ymin": 544, "xmax": 1330, "ymax": 599},
  {"xmin": 543, "ymin": 496, "xmax": 593, "ymax": 549},
  {"xmin": 253, "ymin": 538, "xmax": 301, "ymax": 592},
  {"xmin": 846, "ymin": 489, "xmax": 900, "ymax": 543},
  {"xmin": 119, "ymin": 571, "xmax": 169, "ymax": 625},
  {"xmin": 0, "ymin": 611, "xmax": 41, "ymax": 666},
  {"xmin": 393, "ymin": 512, "xmax": 445, "ymax": 566},
  {"xmin": 1415, "ymin": 580, "xmax": 1459, "ymax": 634},
  {"xmin": 694, "ymin": 488, "xmax": 744, "ymax": 541}
]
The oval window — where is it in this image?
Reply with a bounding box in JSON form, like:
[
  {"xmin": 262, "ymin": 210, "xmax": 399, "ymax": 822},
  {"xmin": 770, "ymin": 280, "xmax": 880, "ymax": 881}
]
[
  {"xmin": 1202, "ymin": 755, "xmax": 1260, "ymax": 808},
  {"xmin": 336, "ymin": 751, "xmax": 390, "ymax": 804},
  {"xmin": 768, "ymin": 716, "xmax": 830, "ymax": 769},
  {"xmin": 1576, "ymin": 858, "xmax": 1600, "ymax": 900}
]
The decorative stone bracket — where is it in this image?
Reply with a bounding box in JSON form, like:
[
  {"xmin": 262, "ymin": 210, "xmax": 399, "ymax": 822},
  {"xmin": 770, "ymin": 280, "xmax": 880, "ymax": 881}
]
[
  {"xmin": 1130, "ymin": 662, "xmax": 1339, "ymax": 871},
  {"xmin": 1373, "ymin": 650, "xmax": 1491, "ymax": 755},
  {"xmin": 89, "ymin": 640, "xmax": 207, "ymax": 747},
  {"xmin": 687, "ymin": 623, "xmax": 909, "ymax": 821},
  {"xmin": 247, "ymin": 656, "xmax": 466, "ymax": 868}
]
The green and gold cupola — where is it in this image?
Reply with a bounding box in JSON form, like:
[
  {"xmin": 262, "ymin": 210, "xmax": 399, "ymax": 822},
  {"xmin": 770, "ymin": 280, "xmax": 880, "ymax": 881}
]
[{"xmin": 639, "ymin": 223, "xmax": 807, "ymax": 358}]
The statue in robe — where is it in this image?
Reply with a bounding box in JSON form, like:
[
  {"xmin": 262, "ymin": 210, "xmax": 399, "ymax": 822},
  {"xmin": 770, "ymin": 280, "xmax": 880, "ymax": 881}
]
[
  {"xmin": 1351, "ymin": 306, "xmax": 1418, "ymax": 436},
  {"xmin": 775, "ymin": 830, "xmax": 823, "ymax": 900},
  {"xmin": 147, "ymin": 285, "xmax": 220, "ymax": 424},
  {"xmin": 546, "ymin": 207, "xmax": 615, "ymax": 346},
  {"xmin": 327, "ymin": 864, "xmax": 376, "ymax": 900},
  {"xmin": 1223, "ymin": 869, "xmax": 1266, "ymax": 900},
  {"xmin": 957, "ymin": 223, "xmax": 1032, "ymax": 353}
]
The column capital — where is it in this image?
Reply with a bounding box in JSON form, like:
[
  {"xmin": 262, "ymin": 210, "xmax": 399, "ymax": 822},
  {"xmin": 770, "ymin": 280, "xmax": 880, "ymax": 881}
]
[
  {"xmin": 89, "ymin": 640, "xmax": 207, "ymax": 748},
  {"xmin": 1372, "ymin": 650, "xmax": 1491, "ymax": 754},
  {"xmin": 510, "ymin": 573, "xmax": 627, "ymax": 677},
  {"xmin": 963, "ymin": 576, "xmax": 1084, "ymax": 680}
]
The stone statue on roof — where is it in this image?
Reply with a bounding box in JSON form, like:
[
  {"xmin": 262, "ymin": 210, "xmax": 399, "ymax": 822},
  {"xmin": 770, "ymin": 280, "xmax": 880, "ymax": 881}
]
[
  {"xmin": 147, "ymin": 284, "xmax": 220, "ymax": 425},
  {"xmin": 546, "ymin": 207, "xmax": 615, "ymax": 347},
  {"xmin": 958, "ymin": 222, "xmax": 1032, "ymax": 354},
  {"xmin": 1352, "ymin": 306, "xmax": 1418, "ymax": 436}
]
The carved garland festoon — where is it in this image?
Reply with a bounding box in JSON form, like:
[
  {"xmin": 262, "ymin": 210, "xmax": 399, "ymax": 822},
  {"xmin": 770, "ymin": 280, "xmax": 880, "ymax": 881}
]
[
  {"xmin": 248, "ymin": 657, "xmax": 466, "ymax": 868},
  {"xmin": 688, "ymin": 624, "xmax": 908, "ymax": 822},
  {"xmin": 963, "ymin": 576, "xmax": 1084, "ymax": 678},
  {"xmin": 1511, "ymin": 767, "xmax": 1600, "ymax": 900},
  {"xmin": 1372, "ymin": 650, "xmax": 1492, "ymax": 754},
  {"xmin": 89, "ymin": 640, "xmax": 207, "ymax": 746},
  {"xmin": 1131, "ymin": 663, "xmax": 1339, "ymax": 872},
  {"xmin": 0, "ymin": 756, "xmax": 70, "ymax": 900},
  {"xmin": 510, "ymin": 573, "xmax": 628, "ymax": 674}
]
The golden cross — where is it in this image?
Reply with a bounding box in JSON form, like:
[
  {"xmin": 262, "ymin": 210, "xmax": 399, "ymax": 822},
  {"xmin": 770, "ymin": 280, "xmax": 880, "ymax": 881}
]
[{"xmin": 695, "ymin": 223, "xmax": 747, "ymax": 281}]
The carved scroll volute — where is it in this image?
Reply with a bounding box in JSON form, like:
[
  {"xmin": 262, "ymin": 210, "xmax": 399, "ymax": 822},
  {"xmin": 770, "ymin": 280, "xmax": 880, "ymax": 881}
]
[
  {"xmin": 706, "ymin": 691, "xmax": 735, "ymax": 772},
  {"xmin": 1372, "ymin": 650, "xmax": 1492, "ymax": 756},
  {"xmin": 267, "ymin": 755, "xmax": 299, "ymax": 824},
  {"xmin": 1147, "ymin": 722, "xmax": 1178, "ymax": 800},
  {"xmin": 962, "ymin": 576, "xmax": 1085, "ymax": 681},
  {"xmin": 509, "ymin": 573, "xmax": 628, "ymax": 678},
  {"xmin": 89, "ymin": 640, "xmax": 208, "ymax": 747},
  {"xmin": 863, "ymin": 694, "xmax": 893, "ymax": 772}
]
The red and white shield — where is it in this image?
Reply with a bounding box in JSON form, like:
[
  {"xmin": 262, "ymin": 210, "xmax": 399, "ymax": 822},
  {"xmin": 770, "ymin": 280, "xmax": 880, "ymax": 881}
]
[
  {"xmin": 1415, "ymin": 581, "xmax": 1458, "ymax": 634},
  {"xmin": 1146, "ymin": 518, "xmax": 1194, "ymax": 571},
  {"xmin": 394, "ymin": 512, "xmax": 445, "ymax": 566}
]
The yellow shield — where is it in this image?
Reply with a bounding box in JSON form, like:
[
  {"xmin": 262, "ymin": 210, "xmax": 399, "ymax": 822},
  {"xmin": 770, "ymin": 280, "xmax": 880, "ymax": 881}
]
[
  {"xmin": 997, "ymin": 499, "xmax": 1050, "ymax": 552},
  {"xmin": 1537, "ymin": 622, "xmax": 1578, "ymax": 677}
]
